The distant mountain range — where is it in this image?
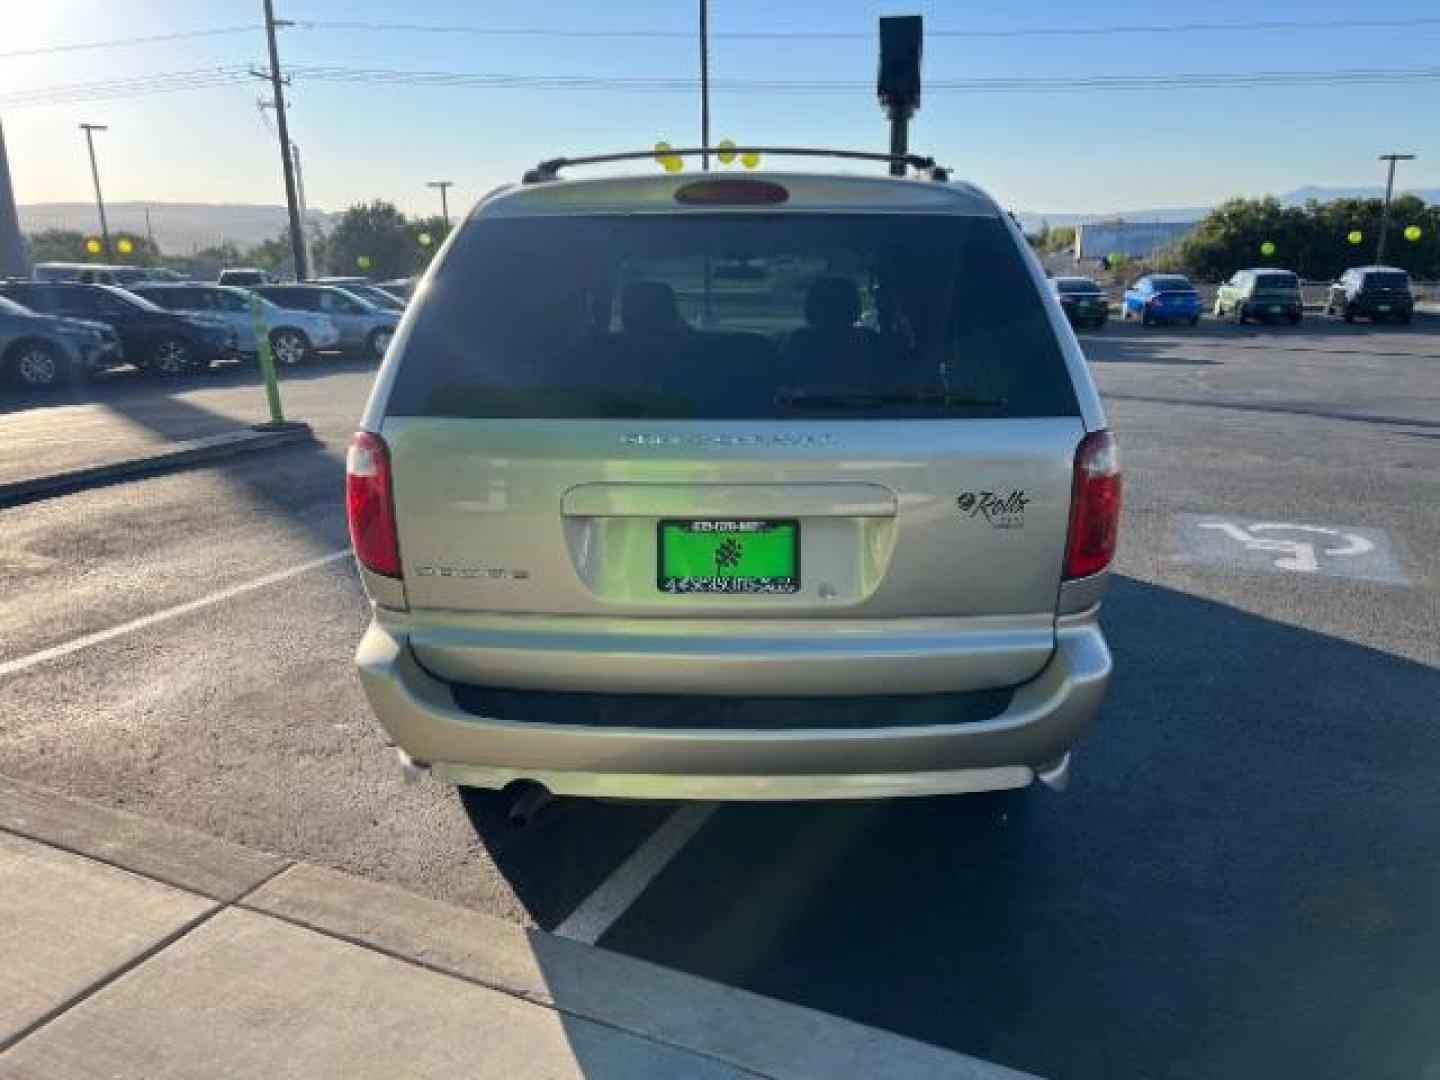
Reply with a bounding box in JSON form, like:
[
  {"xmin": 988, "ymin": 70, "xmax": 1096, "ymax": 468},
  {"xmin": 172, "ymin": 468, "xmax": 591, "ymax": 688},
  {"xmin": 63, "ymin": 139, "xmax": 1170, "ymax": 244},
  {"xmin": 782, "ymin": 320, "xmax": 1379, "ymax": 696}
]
[
  {"xmin": 1015, "ymin": 186, "xmax": 1440, "ymax": 234},
  {"xmin": 18, "ymin": 186, "xmax": 1438, "ymax": 254},
  {"xmin": 17, "ymin": 202, "xmax": 336, "ymax": 255}
]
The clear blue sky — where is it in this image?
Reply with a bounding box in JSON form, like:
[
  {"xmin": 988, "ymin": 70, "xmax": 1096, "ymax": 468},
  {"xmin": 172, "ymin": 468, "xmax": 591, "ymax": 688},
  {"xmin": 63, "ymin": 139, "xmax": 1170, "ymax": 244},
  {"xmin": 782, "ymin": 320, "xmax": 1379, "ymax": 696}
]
[{"xmin": 2, "ymin": 0, "xmax": 1437, "ymax": 217}]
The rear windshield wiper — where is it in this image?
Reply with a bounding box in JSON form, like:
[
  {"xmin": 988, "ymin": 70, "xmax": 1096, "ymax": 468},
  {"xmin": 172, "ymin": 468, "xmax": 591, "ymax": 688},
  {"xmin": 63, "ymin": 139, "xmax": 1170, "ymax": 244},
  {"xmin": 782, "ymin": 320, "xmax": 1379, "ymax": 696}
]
[{"xmin": 776, "ymin": 389, "xmax": 1008, "ymax": 409}]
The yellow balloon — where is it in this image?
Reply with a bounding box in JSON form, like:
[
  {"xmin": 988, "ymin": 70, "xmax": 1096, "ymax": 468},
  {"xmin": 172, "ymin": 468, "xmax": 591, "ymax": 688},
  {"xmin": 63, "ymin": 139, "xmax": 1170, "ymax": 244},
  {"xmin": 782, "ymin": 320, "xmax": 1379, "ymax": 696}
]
[
  {"xmin": 1347, "ymin": 230, "xmax": 1363, "ymax": 245},
  {"xmin": 116, "ymin": 237, "xmax": 134, "ymax": 255},
  {"xmin": 417, "ymin": 232, "xmax": 432, "ymax": 247},
  {"xmin": 85, "ymin": 237, "xmax": 102, "ymax": 254},
  {"xmin": 654, "ymin": 141, "xmax": 672, "ymax": 154},
  {"xmin": 357, "ymin": 255, "xmax": 372, "ymax": 270},
  {"xmin": 741, "ymin": 151, "xmax": 761, "ymax": 169},
  {"xmin": 662, "ymin": 155, "xmax": 684, "ymax": 173},
  {"xmin": 717, "ymin": 139, "xmax": 737, "ymax": 165},
  {"xmin": 1404, "ymin": 225, "xmax": 1423, "ymax": 242}
]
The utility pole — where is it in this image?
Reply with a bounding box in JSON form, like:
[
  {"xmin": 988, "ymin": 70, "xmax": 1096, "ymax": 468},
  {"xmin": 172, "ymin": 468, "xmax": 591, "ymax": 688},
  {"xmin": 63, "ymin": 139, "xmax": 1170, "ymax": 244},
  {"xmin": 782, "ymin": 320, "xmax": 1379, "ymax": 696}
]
[
  {"xmin": 0, "ymin": 118, "xmax": 28, "ymax": 277},
  {"xmin": 79, "ymin": 123, "xmax": 111, "ymax": 258},
  {"xmin": 699, "ymin": 0, "xmax": 711, "ymax": 170},
  {"xmin": 262, "ymin": 0, "xmax": 307, "ymax": 280},
  {"xmin": 144, "ymin": 206, "xmax": 155, "ymax": 248},
  {"xmin": 1376, "ymin": 152, "xmax": 1415, "ymax": 265},
  {"xmin": 427, "ymin": 180, "xmax": 453, "ymax": 228},
  {"xmin": 291, "ymin": 141, "xmax": 310, "ymax": 273}
]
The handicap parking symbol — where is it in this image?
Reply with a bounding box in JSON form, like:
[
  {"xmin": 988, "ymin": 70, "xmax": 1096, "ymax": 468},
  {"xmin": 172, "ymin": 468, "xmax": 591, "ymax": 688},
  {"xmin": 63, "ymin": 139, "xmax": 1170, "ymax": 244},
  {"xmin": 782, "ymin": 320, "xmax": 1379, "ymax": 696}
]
[{"xmin": 1176, "ymin": 515, "xmax": 1406, "ymax": 583}]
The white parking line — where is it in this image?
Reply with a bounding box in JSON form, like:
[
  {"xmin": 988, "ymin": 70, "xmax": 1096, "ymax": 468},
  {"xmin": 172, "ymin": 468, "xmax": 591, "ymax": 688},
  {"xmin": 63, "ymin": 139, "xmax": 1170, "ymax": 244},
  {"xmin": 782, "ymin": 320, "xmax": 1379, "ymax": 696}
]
[
  {"xmin": 553, "ymin": 803, "xmax": 718, "ymax": 945},
  {"xmin": 0, "ymin": 550, "xmax": 352, "ymax": 680}
]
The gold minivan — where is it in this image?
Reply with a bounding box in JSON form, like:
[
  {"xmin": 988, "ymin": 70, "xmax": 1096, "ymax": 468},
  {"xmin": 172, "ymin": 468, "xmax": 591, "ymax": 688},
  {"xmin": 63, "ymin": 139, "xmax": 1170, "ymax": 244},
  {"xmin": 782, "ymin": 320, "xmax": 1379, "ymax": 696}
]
[{"xmin": 348, "ymin": 151, "xmax": 1119, "ymax": 807}]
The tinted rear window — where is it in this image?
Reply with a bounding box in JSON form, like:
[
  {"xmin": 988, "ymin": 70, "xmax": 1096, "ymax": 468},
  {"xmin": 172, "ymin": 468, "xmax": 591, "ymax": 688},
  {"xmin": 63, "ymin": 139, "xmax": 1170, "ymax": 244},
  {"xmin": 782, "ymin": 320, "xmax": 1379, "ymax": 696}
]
[
  {"xmin": 1055, "ymin": 278, "xmax": 1102, "ymax": 295},
  {"xmin": 1149, "ymin": 276, "xmax": 1193, "ymax": 292},
  {"xmin": 1362, "ymin": 271, "xmax": 1410, "ymax": 290},
  {"xmin": 1254, "ymin": 273, "xmax": 1298, "ymax": 291},
  {"xmin": 387, "ymin": 214, "xmax": 1078, "ymax": 420}
]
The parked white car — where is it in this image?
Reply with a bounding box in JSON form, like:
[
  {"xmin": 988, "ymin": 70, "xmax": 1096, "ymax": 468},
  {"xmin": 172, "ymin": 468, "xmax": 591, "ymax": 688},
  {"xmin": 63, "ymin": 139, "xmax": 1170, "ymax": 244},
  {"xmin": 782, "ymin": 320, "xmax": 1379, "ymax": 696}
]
[{"xmin": 128, "ymin": 283, "xmax": 341, "ymax": 365}]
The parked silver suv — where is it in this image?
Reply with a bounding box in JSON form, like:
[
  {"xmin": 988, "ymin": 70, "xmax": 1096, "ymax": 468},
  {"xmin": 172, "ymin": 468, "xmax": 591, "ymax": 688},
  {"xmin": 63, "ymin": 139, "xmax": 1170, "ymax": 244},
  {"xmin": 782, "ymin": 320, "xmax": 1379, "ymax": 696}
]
[{"xmin": 350, "ymin": 151, "xmax": 1119, "ymax": 806}]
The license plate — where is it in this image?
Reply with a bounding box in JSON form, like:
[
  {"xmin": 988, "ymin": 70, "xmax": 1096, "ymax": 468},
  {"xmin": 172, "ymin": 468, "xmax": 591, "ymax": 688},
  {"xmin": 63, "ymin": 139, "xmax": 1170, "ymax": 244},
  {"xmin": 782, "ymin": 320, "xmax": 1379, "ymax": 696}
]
[
  {"xmin": 1378, "ymin": 305, "xmax": 1391, "ymax": 312},
  {"xmin": 658, "ymin": 520, "xmax": 799, "ymax": 594},
  {"xmin": 1269, "ymin": 306, "xmax": 1283, "ymax": 314}
]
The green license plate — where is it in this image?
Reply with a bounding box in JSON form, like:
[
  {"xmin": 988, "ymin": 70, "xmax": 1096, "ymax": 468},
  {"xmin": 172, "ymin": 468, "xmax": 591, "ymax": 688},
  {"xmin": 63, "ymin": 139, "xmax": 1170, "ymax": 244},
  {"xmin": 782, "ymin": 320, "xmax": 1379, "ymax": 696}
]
[
  {"xmin": 1377, "ymin": 305, "xmax": 1391, "ymax": 312},
  {"xmin": 1269, "ymin": 306, "xmax": 1283, "ymax": 314},
  {"xmin": 658, "ymin": 520, "xmax": 799, "ymax": 594}
]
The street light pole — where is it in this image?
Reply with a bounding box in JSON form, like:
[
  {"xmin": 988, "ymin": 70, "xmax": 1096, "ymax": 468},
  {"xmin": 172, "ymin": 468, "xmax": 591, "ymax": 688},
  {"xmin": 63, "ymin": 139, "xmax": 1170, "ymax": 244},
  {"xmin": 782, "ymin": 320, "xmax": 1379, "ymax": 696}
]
[
  {"xmin": 427, "ymin": 180, "xmax": 453, "ymax": 228},
  {"xmin": 79, "ymin": 123, "xmax": 111, "ymax": 259},
  {"xmin": 1376, "ymin": 152, "xmax": 1415, "ymax": 265},
  {"xmin": 699, "ymin": 0, "xmax": 711, "ymax": 170}
]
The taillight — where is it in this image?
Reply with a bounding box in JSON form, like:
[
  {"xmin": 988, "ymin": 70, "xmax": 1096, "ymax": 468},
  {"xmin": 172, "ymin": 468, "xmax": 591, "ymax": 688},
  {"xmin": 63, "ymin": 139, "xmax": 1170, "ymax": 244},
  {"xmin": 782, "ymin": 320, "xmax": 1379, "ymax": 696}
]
[
  {"xmin": 1064, "ymin": 431, "xmax": 1122, "ymax": 580},
  {"xmin": 346, "ymin": 431, "xmax": 401, "ymax": 577}
]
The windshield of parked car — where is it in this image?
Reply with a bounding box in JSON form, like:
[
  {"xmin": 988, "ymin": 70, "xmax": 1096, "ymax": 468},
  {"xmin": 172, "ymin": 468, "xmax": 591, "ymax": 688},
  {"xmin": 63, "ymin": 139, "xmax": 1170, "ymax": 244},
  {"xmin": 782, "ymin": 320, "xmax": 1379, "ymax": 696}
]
[
  {"xmin": 389, "ymin": 213, "xmax": 1077, "ymax": 420},
  {"xmin": 98, "ymin": 285, "xmax": 164, "ymax": 313}
]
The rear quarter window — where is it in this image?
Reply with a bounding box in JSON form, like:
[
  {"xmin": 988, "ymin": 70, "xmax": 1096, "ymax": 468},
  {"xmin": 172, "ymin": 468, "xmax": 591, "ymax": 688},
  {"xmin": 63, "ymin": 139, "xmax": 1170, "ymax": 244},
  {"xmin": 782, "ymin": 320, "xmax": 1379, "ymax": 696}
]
[{"xmin": 386, "ymin": 212, "xmax": 1078, "ymax": 421}]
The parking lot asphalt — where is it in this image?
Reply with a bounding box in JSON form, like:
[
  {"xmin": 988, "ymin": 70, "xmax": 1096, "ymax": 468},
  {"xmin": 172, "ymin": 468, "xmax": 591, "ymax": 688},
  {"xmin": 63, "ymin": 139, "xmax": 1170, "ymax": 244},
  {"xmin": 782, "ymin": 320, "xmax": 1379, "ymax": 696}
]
[{"xmin": 0, "ymin": 318, "xmax": 1436, "ymax": 1079}]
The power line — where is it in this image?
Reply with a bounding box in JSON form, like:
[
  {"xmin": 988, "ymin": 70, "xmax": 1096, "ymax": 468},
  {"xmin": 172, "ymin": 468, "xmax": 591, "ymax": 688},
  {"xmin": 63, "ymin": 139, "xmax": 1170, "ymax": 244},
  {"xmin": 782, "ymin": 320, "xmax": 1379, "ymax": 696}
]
[
  {"xmin": 0, "ymin": 26, "xmax": 259, "ymax": 60},
  {"xmin": 0, "ymin": 67, "xmax": 254, "ymax": 110},
  {"xmin": 285, "ymin": 62, "xmax": 1440, "ymax": 96},
  {"xmin": 3, "ymin": 13, "xmax": 1437, "ymax": 64},
  {"xmin": 296, "ymin": 15, "xmax": 1440, "ymax": 40},
  {"xmin": 8, "ymin": 61, "xmax": 1440, "ymax": 111}
]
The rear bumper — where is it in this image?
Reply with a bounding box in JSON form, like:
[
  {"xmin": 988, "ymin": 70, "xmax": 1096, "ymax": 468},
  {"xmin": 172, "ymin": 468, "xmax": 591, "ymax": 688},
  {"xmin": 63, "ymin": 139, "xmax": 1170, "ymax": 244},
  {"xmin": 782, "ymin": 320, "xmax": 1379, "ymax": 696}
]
[{"xmin": 355, "ymin": 614, "xmax": 1112, "ymax": 800}]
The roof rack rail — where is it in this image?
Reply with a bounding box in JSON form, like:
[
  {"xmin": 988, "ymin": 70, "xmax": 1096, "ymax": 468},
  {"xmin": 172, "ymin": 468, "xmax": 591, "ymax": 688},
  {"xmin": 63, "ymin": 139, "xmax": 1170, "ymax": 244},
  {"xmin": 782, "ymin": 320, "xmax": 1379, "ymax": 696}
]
[{"xmin": 522, "ymin": 147, "xmax": 950, "ymax": 185}]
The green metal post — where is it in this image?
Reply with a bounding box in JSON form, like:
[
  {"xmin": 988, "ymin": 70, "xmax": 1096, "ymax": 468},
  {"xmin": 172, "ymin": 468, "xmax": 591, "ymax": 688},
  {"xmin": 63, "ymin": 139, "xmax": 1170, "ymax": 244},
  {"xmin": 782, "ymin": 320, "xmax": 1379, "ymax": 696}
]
[{"xmin": 250, "ymin": 294, "xmax": 285, "ymax": 425}]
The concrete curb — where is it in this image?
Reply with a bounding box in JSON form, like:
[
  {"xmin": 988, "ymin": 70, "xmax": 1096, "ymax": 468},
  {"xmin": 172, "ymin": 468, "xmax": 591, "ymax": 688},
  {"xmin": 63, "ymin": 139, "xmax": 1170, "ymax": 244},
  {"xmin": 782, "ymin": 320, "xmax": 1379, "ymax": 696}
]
[
  {"xmin": 0, "ymin": 421, "xmax": 315, "ymax": 510},
  {"xmin": 0, "ymin": 775, "xmax": 1036, "ymax": 1080}
]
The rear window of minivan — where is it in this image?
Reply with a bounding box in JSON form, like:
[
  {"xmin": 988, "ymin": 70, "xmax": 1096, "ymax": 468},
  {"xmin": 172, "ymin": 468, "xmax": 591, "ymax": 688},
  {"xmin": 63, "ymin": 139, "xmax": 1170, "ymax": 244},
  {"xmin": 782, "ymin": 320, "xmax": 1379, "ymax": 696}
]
[
  {"xmin": 1362, "ymin": 271, "xmax": 1410, "ymax": 290},
  {"xmin": 387, "ymin": 213, "xmax": 1078, "ymax": 421},
  {"xmin": 1254, "ymin": 273, "xmax": 1298, "ymax": 291}
]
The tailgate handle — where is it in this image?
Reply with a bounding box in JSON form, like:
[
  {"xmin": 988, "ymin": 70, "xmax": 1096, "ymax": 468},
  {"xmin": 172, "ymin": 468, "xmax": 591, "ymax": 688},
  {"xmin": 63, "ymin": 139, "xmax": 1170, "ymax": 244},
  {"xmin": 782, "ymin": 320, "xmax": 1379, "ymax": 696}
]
[{"xmin": 561, "ymin": 483, "xmax": 897, "ymax": 518}]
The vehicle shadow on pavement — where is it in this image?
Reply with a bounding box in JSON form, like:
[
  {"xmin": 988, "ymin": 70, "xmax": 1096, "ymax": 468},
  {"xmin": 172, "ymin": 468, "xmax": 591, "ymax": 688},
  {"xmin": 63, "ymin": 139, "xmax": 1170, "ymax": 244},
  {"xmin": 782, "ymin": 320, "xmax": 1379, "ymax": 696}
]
[
  {"xmin": 458, "ymin": 788, "xmax": 678, "ymax": 929},
  {"xmin": 593, "ymin": 576, "xmax": 1440, "ymax": 1080}
]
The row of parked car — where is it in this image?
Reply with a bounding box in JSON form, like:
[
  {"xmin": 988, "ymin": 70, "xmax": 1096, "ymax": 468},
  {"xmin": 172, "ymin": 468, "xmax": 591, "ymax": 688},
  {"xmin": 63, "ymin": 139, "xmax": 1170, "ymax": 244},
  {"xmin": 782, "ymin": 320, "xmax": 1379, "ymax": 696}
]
[
  {"xmin": 1050, "ymin": 265, "xmax": 1419, "ymax": 329},
  {"xmin": 0, "ymin": 273, "xmax": 413, "ymax": 391}
]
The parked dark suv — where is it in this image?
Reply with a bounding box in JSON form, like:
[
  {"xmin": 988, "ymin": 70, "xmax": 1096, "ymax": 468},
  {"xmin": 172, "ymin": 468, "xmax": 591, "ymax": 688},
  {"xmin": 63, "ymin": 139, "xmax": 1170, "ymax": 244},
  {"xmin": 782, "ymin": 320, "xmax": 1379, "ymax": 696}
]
[
  {"xmin": 0, "ymin": 293, "xmax": 120, "ymax": 390},
  {"xmin": 0, "ymin": 282, "xmax": 237, "ymax": 375},
  {"xmin": 1325, "ymin": 266, "xmax": 1414, "ymax": 324}
]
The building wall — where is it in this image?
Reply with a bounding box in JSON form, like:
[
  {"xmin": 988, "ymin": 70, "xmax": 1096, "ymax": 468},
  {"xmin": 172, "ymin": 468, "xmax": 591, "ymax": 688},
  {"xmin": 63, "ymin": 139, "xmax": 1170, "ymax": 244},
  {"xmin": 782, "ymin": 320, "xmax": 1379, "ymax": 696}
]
[{"xmin": 1074, "ymin": 220, "xmax": 1196, "ymax": 261}]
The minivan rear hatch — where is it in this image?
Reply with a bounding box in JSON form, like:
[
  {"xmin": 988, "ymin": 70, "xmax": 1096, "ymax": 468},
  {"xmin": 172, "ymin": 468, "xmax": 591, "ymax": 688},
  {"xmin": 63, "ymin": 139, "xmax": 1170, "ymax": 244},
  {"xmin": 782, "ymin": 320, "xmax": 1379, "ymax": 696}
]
[{"xmin": 379, "ymin": 205, "xmax": 1085, "ymax": 688}]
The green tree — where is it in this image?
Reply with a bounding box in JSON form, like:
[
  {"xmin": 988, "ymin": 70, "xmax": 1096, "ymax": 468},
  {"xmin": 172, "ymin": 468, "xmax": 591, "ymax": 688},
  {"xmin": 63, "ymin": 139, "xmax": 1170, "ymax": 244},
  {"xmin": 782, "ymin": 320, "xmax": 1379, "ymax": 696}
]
[
  {"xmin": 324, "ymin": 200, "xmax": 420, "ymax": 278},
  {"xmin": 25, "ymin": 228, "xmax": 90, "ymax": 262},
  {"xmin": 1165, "ymin": 196, "xmax": 1439, "ymax": 281}
]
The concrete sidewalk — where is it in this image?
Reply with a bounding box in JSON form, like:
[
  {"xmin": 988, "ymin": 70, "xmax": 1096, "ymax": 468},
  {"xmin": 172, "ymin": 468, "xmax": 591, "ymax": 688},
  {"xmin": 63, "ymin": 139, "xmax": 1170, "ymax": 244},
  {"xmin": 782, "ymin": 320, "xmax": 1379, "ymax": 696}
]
[{"xmin": 0, "ymin": 777, "xmax": 1032, "ymax": 1079}]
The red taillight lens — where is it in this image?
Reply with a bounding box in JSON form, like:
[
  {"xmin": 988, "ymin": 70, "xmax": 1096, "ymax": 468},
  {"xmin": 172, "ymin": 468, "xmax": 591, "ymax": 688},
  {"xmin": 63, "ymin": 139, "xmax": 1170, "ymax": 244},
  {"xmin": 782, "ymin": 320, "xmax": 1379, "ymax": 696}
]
[
  {"xmin": 346, "ymin": 431, "xmax": 401, "ymax": 578},
  {"xmin": 1064, "ymin": 430, "xmax": 1122, "ymax": 580}
]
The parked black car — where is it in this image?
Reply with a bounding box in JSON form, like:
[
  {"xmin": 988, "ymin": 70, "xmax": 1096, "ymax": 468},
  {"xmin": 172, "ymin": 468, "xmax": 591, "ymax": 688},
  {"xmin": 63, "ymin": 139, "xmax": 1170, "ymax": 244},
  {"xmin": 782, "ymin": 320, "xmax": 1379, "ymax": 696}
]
[
  {"xmin": 0, "ymin": 282, "xmax": 237, "ymax": 375},
  {"xmin": 1049, "ymin": 276, "xmax": 1110, "ymax": 328},
  {"xmin": 0, "ymin": 293, "xmax": 121, "ymax": 390},
  {"xmin": 1325, "ymin": 266, "xmax": 1415, "ymax": 324}
]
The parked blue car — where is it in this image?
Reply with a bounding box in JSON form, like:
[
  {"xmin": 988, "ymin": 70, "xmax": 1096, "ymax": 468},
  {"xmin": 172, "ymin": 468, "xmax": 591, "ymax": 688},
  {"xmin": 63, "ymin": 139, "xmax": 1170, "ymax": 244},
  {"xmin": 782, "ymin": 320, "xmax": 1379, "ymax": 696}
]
[{"xmin": 1121, "ymin": 274, "xmax": 1203, "ymax": 326}]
